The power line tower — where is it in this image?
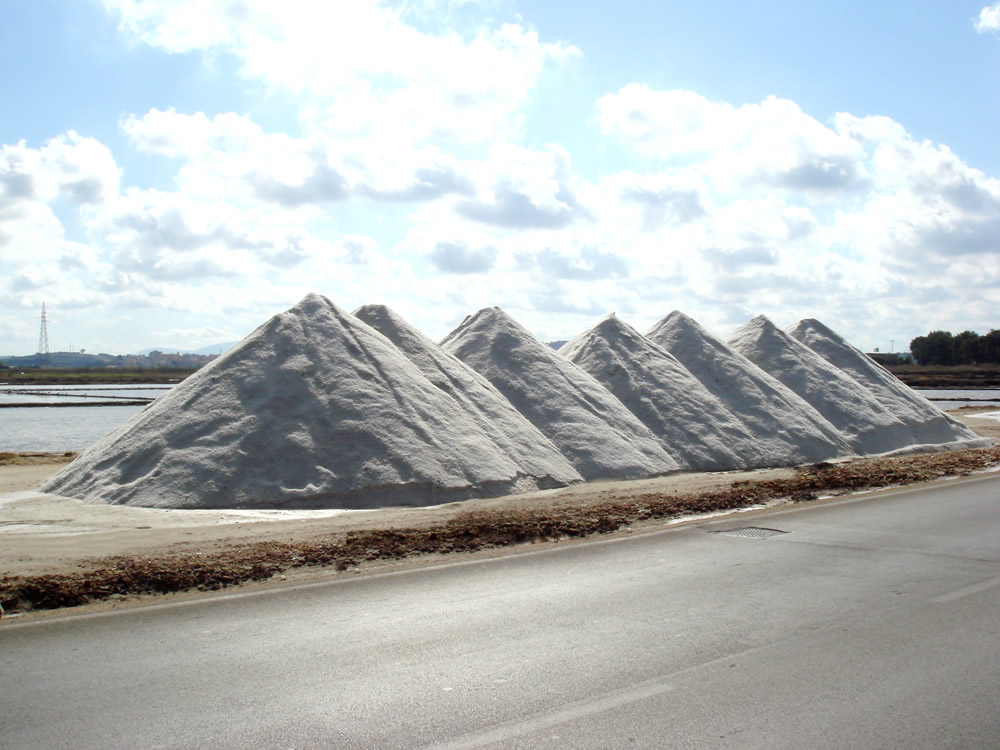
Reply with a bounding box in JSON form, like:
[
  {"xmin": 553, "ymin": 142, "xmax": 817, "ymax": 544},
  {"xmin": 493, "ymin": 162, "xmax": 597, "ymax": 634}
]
[{"xmin": 37, "ymin": 303, "xmax": 51, "ymax": 366}]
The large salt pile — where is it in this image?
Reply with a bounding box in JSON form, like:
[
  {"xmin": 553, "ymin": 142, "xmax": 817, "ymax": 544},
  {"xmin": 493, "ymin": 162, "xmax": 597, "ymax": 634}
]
[
  {"xmin": 787, "ymin": 318, "xmax": 984, "ymax": 447},
  {"xmin": 646, "ymin": 311, "xmax": 853, "ymax": 465},
  {"xmin": 560, "ymin": 314, "xmax": 758, "ymax": 471},
  {"xmin": 441, "ymin": 307, "xmax": 681, "ymax": 480},
  {"xmin": 42, "ymin": 294, "xmax": 577, "ymax": 509},
  {"xmin": 728, "ymin": 315, "xmax": 916, "ymax": 455},
  {"xmin": 353, "ymin": 303, "xmax": 582, "ymax": 486}
]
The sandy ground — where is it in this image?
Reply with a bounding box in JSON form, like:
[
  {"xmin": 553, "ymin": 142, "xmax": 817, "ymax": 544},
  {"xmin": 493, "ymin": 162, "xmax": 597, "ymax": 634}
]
[{"xmin": 1, "ymin": 407, "xmax": 996, "ymax": 579}]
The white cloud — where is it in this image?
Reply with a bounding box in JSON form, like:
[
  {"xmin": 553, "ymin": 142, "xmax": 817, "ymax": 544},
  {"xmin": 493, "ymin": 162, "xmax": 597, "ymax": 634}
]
[
  {"xmin": 975, "ymin": 3, "xmax": 1000, "ymax": 32},
  {"xmin": 1, "ymin": 134, "xmax": 119, "ymax": 208},
  {"xmin": 105, "ymin": 0, "xmax": 579, "ymax": 147},
  {"xmin": 597, "ymin": 86, "xmax": 869, "ymax": 197},
  {"xmin": 454, "ymin": 144, "xmax": 589, "ymax": 229}
]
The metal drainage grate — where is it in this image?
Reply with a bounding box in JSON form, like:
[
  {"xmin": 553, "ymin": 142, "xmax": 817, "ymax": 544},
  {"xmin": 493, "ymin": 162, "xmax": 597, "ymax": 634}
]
[{"xmin": 714, "ymin": 527, "xmax": 788, "ymax": 539}]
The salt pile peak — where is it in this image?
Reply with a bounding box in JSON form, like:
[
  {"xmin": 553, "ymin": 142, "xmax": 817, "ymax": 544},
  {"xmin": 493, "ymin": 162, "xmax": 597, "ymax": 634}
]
[
  {"xmin": 646, "ymin": 311, "xmax": 852, "ymax": 465},
  {"xmin": 787, "ymin": 318, "xmax": 982, "ymax": 447},
  {"xmin": 42, "ymin": 294, "xmax": 567, "ymax": 510},
  {"xmin": 728, "ymin": 315, "xmax": 916, "ymax": 455},
  {"xmin": 353, "ymin": 303, "xmax": 582, "ymax": 485},
  {"xmin": 441, "ymin": 307, "xmax": 681, "ymax": 480},
  {"xmin": 561, "ymin": 314, "xmax": 758, "ymax": 471}
]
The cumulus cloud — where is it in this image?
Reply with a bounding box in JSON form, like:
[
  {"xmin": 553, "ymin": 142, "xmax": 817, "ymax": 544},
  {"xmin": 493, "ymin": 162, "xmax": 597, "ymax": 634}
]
[
  {"xmin": 517, "ymin": 246, "xmax": 628, "ymax": 280},
  {"xmin": 92, "ymin": 189, "xmax": 330, "ymax": 282},
  {"xmin": 333, "ymin": 235, "xmax": 379, "ymax": 265},
  {"xmin": 427, "ymin": 240, "xmax": 497, "ymax": 273},
  {"xmin": 122, "ymin": 108, "xmax": 480, "ymax": 207},
  {"xmin": 1, "ymin": 134, "xmax": 119, "ymax": 208},
  {"xmin": 617, "ymin": 174, "xmax": 707, "ymax": 229},
  {"xmin": 976, "ymin": 3, "xmax": 1000, "ymax": 32},
  {"xmin": 597, "ymin": 86, "xmax": 869, "ymax": 196},
  {"xmin": 248, "ymin": 160, "xmax": 350, "ymax": 207},
  {"xmin": 105, "ymin": 0, "xmax": 579, "ymax": 147},
  {"xmin": 122, "ymin": 109, "xmax": 262, "ymax": 159},
  {"xmin": 456, "ymin": 145, "xmax": 588, "ymax": 229},
  {"xmin": 703, "ymin": 246, "xmax": 779, "ymax": 271}
]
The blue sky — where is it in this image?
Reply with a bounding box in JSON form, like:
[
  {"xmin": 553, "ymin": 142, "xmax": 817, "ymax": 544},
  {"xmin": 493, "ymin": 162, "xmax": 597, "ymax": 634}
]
[{"xmin": 2, "ymin": 0, "xmax": 999, "ymax": 355}]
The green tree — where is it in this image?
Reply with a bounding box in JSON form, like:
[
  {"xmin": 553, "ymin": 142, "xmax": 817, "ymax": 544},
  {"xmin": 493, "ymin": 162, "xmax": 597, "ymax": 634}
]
[
  {"xmin": 911, "ymin": 330, "xmax": 955, "ymax": 365},
  {"xmin": 981, "ymin": 330, "xmax": 1000, "ymax": 364},
  {"xmin": 953, "ymin": 330, "xmax": 981, "ymax": 364},
  {"xmin": 909, "ymin": 334, "xmax": 929, "ymax": 364}
]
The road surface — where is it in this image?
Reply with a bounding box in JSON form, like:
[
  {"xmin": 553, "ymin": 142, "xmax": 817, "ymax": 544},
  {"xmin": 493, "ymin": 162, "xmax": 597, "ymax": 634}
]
[{"xmin": 2, "ymin": 474, "xmax": 999, "ymax": 748}]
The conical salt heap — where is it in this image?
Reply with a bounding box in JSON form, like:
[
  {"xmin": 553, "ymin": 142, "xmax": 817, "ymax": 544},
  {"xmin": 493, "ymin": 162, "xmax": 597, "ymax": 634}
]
[
  {"xmin": 441, "ymin": 307, "xmax": 681, "ymax": 480},
  {"xmin": 561, "ymin": 314, "xmax": 757, "ymax": 471},
  {"xmin": 646, "ymin": 311, "xmax": 853, "ymax": 465},
  {"xmin": 353, "ymin": 303, "xmax": 582, "ymax": 486},
  {"xmin": 787, "ymin": 318, "xmax": 985, "ymax": 448},
  {"xmin": 728, "ymin": 315, "xmax": 916, "ymax": 455},
  {"xmin": 42, "ymin": 294, "xmax": 570, "ymax": 509}
]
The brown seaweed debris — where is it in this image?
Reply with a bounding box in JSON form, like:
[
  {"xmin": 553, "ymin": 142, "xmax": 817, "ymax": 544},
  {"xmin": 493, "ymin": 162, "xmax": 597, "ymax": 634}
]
[{"xmin": 3, "ymin": 445, "xmax": 999, "ymax": 615}]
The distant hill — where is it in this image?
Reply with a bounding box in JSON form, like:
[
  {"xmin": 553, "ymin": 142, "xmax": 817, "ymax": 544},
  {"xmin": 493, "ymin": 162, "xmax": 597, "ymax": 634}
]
[
  {"xmin": 136, "ymin": 342, "xmax": 238, "ymax": 356},
  {"xmin": 0, "ymin": 349, "xmax": 220, "ymax": 370}
]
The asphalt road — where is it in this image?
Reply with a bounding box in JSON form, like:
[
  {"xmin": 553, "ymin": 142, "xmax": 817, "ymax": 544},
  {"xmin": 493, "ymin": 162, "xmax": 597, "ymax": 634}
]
[{"xmin": 2, "ymin": 474, "xmax": 999, "ymax": 749}]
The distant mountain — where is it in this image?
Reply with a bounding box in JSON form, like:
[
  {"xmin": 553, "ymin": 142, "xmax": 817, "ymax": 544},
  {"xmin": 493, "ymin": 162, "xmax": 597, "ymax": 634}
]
[{"xmin": 136, "ymin": 342, "xmax": 237, "ymax": 356}]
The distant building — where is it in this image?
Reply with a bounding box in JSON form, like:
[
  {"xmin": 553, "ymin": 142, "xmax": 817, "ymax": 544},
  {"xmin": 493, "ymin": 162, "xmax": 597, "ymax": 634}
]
[{"xmin": 867, "ymin": 352, "xmax": 913, "ymax": 366}]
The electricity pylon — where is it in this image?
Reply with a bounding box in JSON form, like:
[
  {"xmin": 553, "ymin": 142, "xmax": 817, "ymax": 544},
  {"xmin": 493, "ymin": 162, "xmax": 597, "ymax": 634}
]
[{"xmin": 37, "ymin": 303, "xmax": 50, "ymax": 366}]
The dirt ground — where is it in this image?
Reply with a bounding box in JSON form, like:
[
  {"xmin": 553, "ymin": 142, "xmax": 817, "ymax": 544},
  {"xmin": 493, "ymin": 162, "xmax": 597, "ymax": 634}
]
[{"xmin": 2, "ymin": 406, "xmax": 998, "ymax": 615}]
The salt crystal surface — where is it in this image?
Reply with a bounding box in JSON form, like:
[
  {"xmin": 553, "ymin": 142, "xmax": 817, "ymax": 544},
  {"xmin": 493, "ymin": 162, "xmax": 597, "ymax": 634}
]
[
  {"xmin": 647, "ymin": 311, "xmax": 853, "ymax": 465},
  {"xmin": 441, "ymin": 307, "xmax": 681, "ymax": 480},
  {"xmin": 787, "ymin": 318, "xmax": 981, "ymax": 446},
  {"xmin": 354, "ymin": 303, "xmax": 582, "ymax": 486},
  {"xmin": 729, "ymin": 315, "xmax": 920, "ymax": 455},
  {"xmin": 787, "ymin": 318, "xmax": 978, "ymax": 444},
  {"xmin": 42, "ymin": 294, "xmax": 563, "ymax": 509},
  {"xmin": 561, "ymin": 314, "xmax": 756, "ymax": 471}
]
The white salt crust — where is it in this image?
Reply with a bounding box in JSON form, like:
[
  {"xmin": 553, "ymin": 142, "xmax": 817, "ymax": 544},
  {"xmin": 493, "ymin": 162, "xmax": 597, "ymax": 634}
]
[
  {"xmin": 41, "ymin": 297, "xmax": 988, "ymax": 510},
  {"xmin": 43, "ymin": 295, "xmax": 572, "ymax": 509},
  {"xmin": 729, "ymin": 315, "xmax": 920, "ymax": 455},
  {"xmin": 646, "ymin": 311, "xmax": 854, "ymax": 466},
  {"xmin": 561, "ymin": 314, "xmax": 757, "ymax": 471},
  {"xmin": 441, "ymin": 307, "xmax": 681, "ymax": 481},
  {"xmin": 786, "ymin": 317, "xmax": 983, "ymax": 447}
]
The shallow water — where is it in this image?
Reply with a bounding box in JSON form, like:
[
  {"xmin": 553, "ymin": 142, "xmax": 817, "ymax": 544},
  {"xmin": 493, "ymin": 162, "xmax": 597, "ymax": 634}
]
[
  {"xmin": 2, "ymin": 384, "xmax": 997, "ymax": 454},
  {"xmin": 0, "ymin": 383, "xmax": 171, "ymax": 405},
  {"xmin": 1, "ymin": 404, "xmax": 148, "ymax": 452},
  {"xmin": 915, "ymin": 388, "xmax": 1000, "ymax": 410}
]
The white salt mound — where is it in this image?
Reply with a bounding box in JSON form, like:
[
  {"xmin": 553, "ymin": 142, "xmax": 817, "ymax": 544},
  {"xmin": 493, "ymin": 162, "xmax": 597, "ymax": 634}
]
[
  {"xmin": 42, "ymin": 294, "xmax": 568, "ymax": 509},
  {"xmin": 441, "ymin": 307, "xmax": 681, "ymax": 480},
  {"xmin": 728, "ymin": 315, "xmax": 917, "ymax": 455},
  {"xmin": 787, "ymin": 318, "xmax": 983, "ymax": 447},
  {"xmin": 561, "ymin": 314, "xmax": 758, "ymax": 471},
  {"xmin": 647, "ymin": 311, "xmax": 853, "ymax": 465},
  {"xmin": 353, "ymin": 303, "xmax": 582, "ymax": 486}
]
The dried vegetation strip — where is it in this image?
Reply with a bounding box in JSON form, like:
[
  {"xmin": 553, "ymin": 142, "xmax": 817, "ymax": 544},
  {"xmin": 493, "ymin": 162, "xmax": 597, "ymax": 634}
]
[
  {"xmin": 3, "ymin": 446, "xmax": 999, "ymax": 615},
  {"xmin": 0, "ymin": 452, "xmax": 77, "ymax": 466}
]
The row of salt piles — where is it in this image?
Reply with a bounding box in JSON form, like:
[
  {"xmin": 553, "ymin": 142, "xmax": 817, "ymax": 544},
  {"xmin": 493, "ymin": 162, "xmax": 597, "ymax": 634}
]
[{"xmin": 41, "ymin": 294, "xmax": 983, "ymax": 510}]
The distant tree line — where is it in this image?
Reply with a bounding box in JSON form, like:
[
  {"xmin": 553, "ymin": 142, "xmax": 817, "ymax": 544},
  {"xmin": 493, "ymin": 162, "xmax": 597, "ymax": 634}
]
[{"xmin": 909, "ymin": 329, "xmax": 1000, "ymax": 365}]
